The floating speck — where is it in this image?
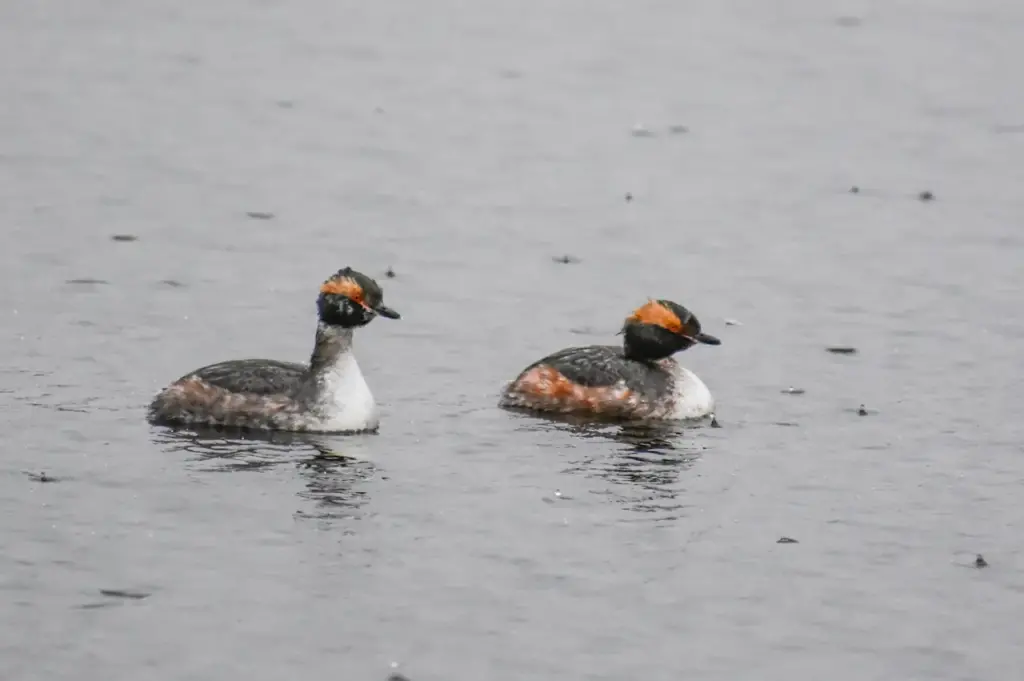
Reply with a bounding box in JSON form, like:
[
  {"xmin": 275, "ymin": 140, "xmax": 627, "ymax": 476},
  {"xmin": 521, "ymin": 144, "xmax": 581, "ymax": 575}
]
[
  {"xmin": 245, "ymin": 211, "xmax": 275, "ymax": 220},
  {"xmin": 918, "ymin": 190, "xmax": 935, "ymax": 202},
  {"xmin": 826, "ymin": 346, "xmax": 858, "ymax": 355},
  {"xmin": 724, "ymin": 318, "xmax": 742, "ymax": 326},
  {"xmin": 975, "ymin": 554, "xmax": 989, "ymax": 568},
  {"xmin": 849, "ymin": 186, "xmax": 860, "ymax": 194},
  {"xmin": 777, "ymin": 537, "xmax": 799, "ymax": 544},
  {"xmin": 275, "ymin": 99, "xmax": 295, "ymax": 109},
  {"xmin": 66, "ymin": 278, "xmax": 109, "ymax": 285},
  {"xmin": 667, "ymin": 124, "xmax": 689, "ymax": 134},
  {"xmin": 625, "ymin": 192, "xmax": 633, "ymax": 202},
  {"xmin": 631, "ymin": 123, "xmax": 655, "ymax": 138},
  {"xmin": 710, "ymin": 415, "xmax": 722, "ymax": 428},
  {"xmin": 552, "ymin": 254, "xmax": 580, "ymax": 264},
  {"xmin": 110, "ymin": 234, "xmax": 138, "ymax": 242},
  {"xmin": 543, "ymin": 489, "xmax": 574, "ymax": 503},
  {"xmin": 159, "ymin": 279, "xmax": 186, "ymax": 288},
  {"xmin": 857, "ymin": 404, "xmax": 869, "ymax": 416},
  {"xmin": 387, "ymin": 664, "xmax": 410, "ymax": 681},
  {"xmin": 25, "ymin": 471, "xmax": 57, "ymax": 483},
  {"xmin": 781, "ymin": 387, "xmax": 805, "ymax": 395}
]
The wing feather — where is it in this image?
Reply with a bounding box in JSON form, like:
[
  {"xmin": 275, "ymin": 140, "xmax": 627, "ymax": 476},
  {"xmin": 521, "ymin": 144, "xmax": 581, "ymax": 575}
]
[{"xmin": 182, "ymin": 359, "xmax": 307, "ymax": 395}]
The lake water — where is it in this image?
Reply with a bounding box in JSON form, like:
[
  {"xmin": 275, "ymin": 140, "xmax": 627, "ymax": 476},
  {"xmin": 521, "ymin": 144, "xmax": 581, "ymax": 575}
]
[{"xmin": 2, "ymin": 1, "xmax": 1023, "ymax": 679}]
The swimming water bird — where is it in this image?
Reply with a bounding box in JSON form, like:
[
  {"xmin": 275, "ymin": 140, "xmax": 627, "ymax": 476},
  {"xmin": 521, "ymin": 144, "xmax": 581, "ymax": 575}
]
[
  {"xmin": 148, "ymin": 267, "xmax": 400, "ymax": 433},
  {"xmin": 499, "ymin": 299, "xmax": 721, "ymax": 421}
]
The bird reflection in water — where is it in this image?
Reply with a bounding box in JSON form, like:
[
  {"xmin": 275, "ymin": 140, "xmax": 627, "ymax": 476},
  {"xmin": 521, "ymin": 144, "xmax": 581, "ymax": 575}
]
[
  {"xmin": 516, "ymin": 413, "xmax": 712, "ymax": 518},
  {"xmin": 151, "ymin": 425, "xmax": 377, "ymax": 521}
]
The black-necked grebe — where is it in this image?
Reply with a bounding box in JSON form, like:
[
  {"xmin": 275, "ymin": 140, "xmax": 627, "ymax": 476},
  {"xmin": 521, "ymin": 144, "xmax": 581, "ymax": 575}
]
[
  {"xmin": 148, "ymin": 267, "xmax": 400, "ymax": 433},
  {"xmin": 499, "ymin": 299, "xmax": 721, "ymax": 421}
]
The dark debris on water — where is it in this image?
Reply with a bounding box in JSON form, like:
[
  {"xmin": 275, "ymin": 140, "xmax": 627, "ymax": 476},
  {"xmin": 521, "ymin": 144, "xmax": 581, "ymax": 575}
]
[
  {"xmin": 918, "ymin": 190, "xmax": 935, "ymax": 202},
  {"xmin": 777, "ymin": 537, "xmax": 799, "ymax": 544},
  {"xmin": 110, "ymin": 234, "xmax": 138, "ymax": 242},
  {"xmin": 552, "ymin": 254, "xmax": 581, "ymax": 264},
  {"xmin": 826, "ymin": 346, "xmax": 858, "ymax": 355},
  {"xmin": 99, "ymin": 589, "xmax": 151, "ymax": 600},
  {"xmin": 25, "ymin": 471, "xmax": 58, "ymax": 483},
  {"xmin": 781, "ymin": 387, "xmax": 805, "ymax": 395},
  {"xmin": 975, "ymin": 554, "xmax": 989, "ymax": 568},
  {"xmin": 385, "ymin": 267, "xmax": 396, "ymax": 278},
  {"xmin": 245, "ymin": 211, "xmax": 276, "ymax": 220}
]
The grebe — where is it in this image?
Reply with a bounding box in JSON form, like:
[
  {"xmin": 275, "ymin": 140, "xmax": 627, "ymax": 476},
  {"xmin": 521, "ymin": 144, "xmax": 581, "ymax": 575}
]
[
  {"xmin": 148, "ymin": 267, "xmax": 400, "ymax": 433},
  {"xmin": 499, "ymin": 299, "xmax": 721, "ymax": 421}
]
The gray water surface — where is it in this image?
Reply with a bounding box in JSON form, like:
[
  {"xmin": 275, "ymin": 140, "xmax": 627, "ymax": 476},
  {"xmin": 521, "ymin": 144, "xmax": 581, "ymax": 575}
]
[{"xmin": 2, "ymin": 1, "xmax": 1023, "ymax": 679}]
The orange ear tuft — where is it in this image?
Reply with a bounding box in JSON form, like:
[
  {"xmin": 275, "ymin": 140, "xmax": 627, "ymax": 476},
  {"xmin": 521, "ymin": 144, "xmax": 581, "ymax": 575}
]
[
  {"xmin": 626, "ymin": 300, "xmax": 683, "ymax": 333},
  {"xmin": 319, "ymin": 277, "xmax": 364, "ymax": 302}
]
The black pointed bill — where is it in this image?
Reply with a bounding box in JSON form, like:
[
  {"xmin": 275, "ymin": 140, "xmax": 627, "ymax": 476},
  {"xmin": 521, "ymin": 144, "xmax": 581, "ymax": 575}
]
[
  {"xmin": 693, "ymin": 331, "xmax": 720, "ymax": 345},
  {"xmin": 373, "ymin": 304, "xmax": 401, "ymax": 319}
]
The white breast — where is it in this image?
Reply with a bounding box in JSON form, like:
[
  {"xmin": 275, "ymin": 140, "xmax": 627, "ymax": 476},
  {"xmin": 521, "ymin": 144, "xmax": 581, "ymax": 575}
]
[
  {"xmin": 313, "ymin": 352, "xmax": 380, "ymax": 433},
  {"xmin": 668, "ymin": 364, "xmax": 716, "ymax": 420}
]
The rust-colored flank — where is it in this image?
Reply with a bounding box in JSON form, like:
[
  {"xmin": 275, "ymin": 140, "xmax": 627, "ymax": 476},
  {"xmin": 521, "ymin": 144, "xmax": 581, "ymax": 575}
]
[
  {"xmin": 507, "ymin": 365, "xmax": 638, "ymax": 416},
  {"xmin": 154, "ymin": 376, "xmax": 294, "ymax": 426}
]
